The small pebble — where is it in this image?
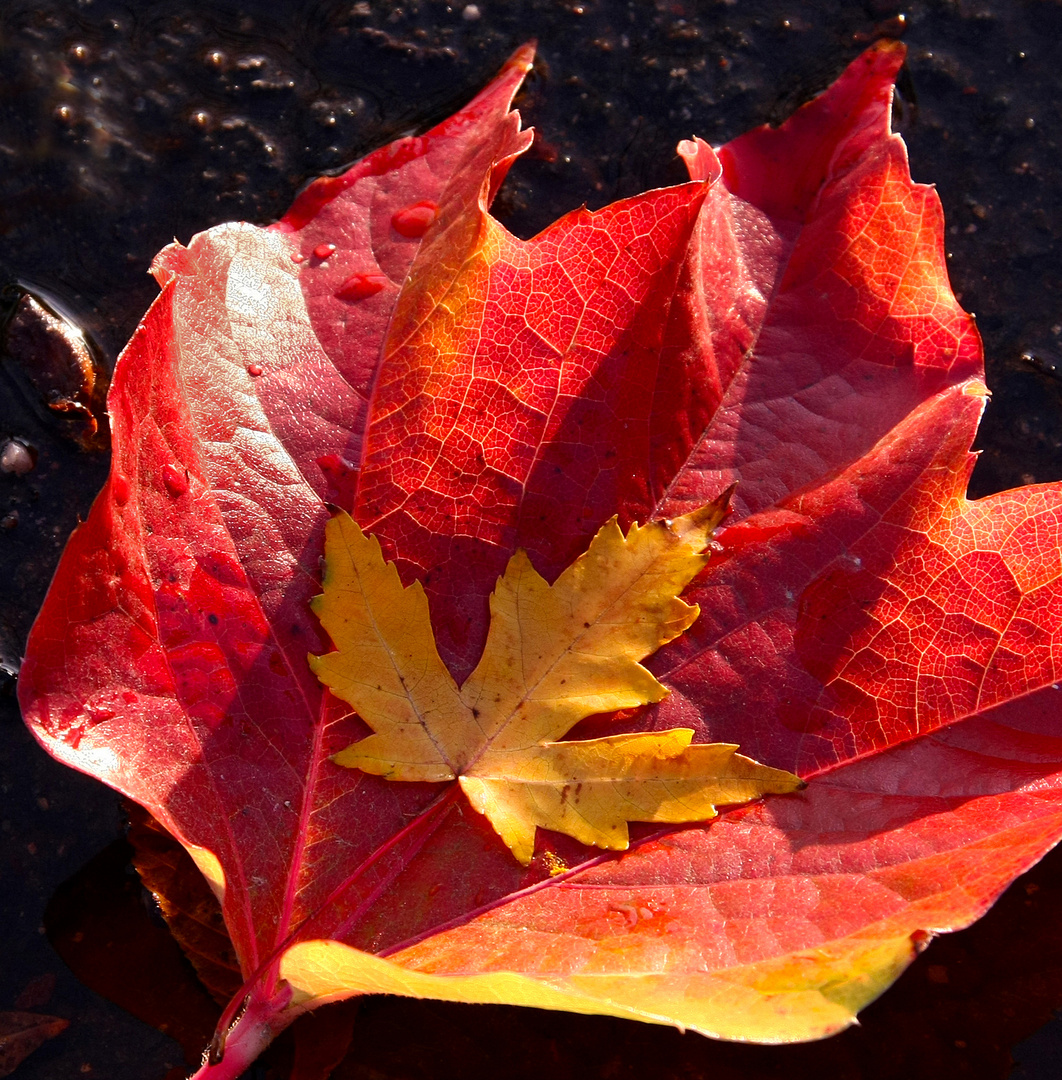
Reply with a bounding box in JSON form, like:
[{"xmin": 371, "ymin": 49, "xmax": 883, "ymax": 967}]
[{"xmin": 0, "ymin": 440, "xmax": 34, "ymax": 475}]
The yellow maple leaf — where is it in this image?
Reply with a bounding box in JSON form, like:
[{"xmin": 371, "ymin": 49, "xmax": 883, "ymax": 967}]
[{"xmin": 309, "ymin": 496, "xmax": 803, "ymax": 865}]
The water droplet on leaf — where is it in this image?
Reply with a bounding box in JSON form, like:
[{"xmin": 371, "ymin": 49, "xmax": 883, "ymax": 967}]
[
  {"xmin": 313, "ymin": 243, "xmax": 336, "ymax": 260},
  {"xmin": 335, "ymin": 272, "xmax": 388, "ymax": 301},
  {"xmin": 391, "ymin": 201, "xmax": 438, "ymax": 238},
  {"xmin": 162, "ymin": 464, "xmax": 189, "ymax": 497},
  {"xmin": 316, "ymin": 454, "xmax": 355, "ymax": 481},
  {"xmin": 112, "ymin": 474, "xmax": 131, "ymax": 506}
]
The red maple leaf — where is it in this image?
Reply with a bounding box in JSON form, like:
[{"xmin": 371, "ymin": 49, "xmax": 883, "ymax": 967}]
[{"xmin": 18, "ymin": 40, "xmax": 1062, "ymax": 1077}]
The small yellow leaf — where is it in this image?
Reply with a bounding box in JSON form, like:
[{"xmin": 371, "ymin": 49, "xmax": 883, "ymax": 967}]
[{"xmin": 313, "ymin": 491, "xmax": 804, "ymax": 864}]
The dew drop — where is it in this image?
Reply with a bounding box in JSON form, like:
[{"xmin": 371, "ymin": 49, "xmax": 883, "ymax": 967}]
[
  {"xmin": 391, "ymin": 201, "xmax": 438, "ymax": 238},
  {"xmin": 112, "ymin": 474, "xmax": 131, "ymax": 506},
  {"xmin": 316, "ymin": 453, "xmax": 355, "ymax": 480},
  {"xmin": 247, "ymin": 363, "xmax": 264, "ymax": 376},
  {"xmin": 313, "ymin": 243, "xmax": 336, "ymax": 260},
  {"xmin": 335, "ymin": 272, "xmax": 388, "ymax": 301},
  {"xmin": 162, "ymin": 464, "xmax": 189, "ymax": 497},
  {"xmin": 291, "ymin": 252, "xmax": 306, "ymax": 263}
]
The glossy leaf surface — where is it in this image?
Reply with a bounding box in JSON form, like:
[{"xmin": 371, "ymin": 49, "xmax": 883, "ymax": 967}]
[{"xmin": 18, "ymin": 39, "xmax": 1062, "ymax": 1078}]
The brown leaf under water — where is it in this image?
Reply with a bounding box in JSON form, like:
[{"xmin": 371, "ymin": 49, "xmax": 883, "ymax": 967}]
[
  {"xmin": 0, "ymin": 1011, "xmax": 68, "ymax": 1078},
  {"xmin": 127, "ymin": 803, "xmax": 243, "ymax": 1005}
]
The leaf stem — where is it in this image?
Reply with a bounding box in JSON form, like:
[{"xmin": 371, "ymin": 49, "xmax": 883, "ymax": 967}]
[{"xmin": 188, "ymin": 986, "xmax": 285, "ymax": 1080}]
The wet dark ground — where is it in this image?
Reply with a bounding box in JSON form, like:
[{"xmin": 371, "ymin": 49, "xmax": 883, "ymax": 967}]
[{"xmin": 1, "ymin": 1, "xmax": 1062, "ymax": 1078}]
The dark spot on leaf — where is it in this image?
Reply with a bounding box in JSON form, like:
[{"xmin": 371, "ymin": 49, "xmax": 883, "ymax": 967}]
[
  {"xmin": 471, "ymin": 707, "xmax": 480, "ymax": 718},
  {"xmin": 208, "ymin": 613, "xmax": 219, "ymax": 625}
]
